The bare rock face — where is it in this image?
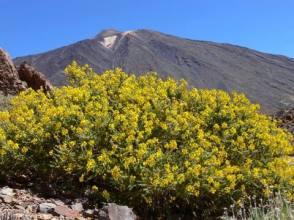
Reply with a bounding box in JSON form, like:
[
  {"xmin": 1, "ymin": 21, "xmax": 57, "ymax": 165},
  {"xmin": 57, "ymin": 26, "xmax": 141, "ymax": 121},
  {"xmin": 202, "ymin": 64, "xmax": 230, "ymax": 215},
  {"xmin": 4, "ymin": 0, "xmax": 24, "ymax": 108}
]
[
  {"xmin": 0, "ymin": 48, "xmax": 26, "ymax": 95},
  {"xmin": 18, "ymin": 62, "xmax": 53, "ymax": 93}
]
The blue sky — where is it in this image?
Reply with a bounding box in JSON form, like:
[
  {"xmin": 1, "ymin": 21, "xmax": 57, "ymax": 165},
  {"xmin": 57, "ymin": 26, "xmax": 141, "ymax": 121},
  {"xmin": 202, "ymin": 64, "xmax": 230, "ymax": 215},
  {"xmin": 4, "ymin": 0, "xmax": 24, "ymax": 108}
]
[{"xmin": 1, "ymin": 0, "xmax": 294, "ymax": 58}]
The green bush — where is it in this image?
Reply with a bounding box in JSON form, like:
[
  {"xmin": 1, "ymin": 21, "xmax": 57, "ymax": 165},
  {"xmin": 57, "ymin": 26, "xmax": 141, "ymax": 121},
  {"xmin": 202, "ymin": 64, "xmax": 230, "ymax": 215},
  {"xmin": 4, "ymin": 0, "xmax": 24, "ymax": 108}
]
[{"xmin": 0, "ymin": 62, "xmax": 293, "ymax": 218}]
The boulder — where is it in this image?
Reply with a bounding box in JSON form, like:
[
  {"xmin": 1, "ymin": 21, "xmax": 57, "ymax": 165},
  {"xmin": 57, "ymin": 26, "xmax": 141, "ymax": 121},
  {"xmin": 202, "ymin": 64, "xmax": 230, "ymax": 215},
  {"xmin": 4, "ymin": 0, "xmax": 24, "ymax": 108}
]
[
  {"xmin": 17, "ymin": 62, "xmax": 53, "ymax": 92},
  {"xmin": 70, "ymin": 202, "xmax": 84, "ymax": 212},
  {"xmin": 100, "ymin": 203, "xmax": 137, "ymax": 220},
  {"xmin": 53, "ymin": 205, "xmax": 80, "ymax": 219},
  {"xmin": 38, "ymin": 202, "xmax": 56, "ymax": 214},
  {"xmin": 0, "ymin": 186, "xmax": 14, "ymax": 197},
  {"xmin": 274, "ymin": 107, "xmax": 294, "ymax": 134},
  {"xmin": 0, "ymin": 48, "xmax": 26, "ymax": 95}
]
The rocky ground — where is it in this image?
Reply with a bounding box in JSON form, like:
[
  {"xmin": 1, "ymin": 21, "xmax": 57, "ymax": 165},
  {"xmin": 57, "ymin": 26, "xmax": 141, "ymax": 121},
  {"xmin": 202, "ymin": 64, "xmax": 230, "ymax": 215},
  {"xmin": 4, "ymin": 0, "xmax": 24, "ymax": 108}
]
[{"xmin": 0, "ymin": 186, "xmax": 137, "ymax": 220}]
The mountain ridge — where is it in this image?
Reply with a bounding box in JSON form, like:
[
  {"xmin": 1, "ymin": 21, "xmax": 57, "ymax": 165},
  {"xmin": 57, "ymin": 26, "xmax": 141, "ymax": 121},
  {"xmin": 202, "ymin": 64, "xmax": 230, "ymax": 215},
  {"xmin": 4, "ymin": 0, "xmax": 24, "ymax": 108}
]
[{"xmin": 15, "ymin": 29, "xmax": 294, "ymax": 62}]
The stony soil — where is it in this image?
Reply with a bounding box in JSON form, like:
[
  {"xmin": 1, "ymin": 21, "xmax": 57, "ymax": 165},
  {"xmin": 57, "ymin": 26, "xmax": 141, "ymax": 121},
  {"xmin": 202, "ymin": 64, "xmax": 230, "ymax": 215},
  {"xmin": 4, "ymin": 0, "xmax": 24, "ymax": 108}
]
[{"xmin": 0, "ymin": 186, "xmax": 136, "ymax": 220}]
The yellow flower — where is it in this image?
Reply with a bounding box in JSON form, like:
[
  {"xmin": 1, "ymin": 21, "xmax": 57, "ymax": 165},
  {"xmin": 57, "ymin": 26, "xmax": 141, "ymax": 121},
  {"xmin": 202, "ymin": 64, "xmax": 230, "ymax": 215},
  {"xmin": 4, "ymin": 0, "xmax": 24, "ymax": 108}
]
[
  {"xmin": 102, "ymin": 190, "xmax": 110, "ymax": 201},
  {"xmin": 213, "ymin": 124, "xmax": 220, "ymax": 131},
  {"xmin": 164, "ymin": 140, "xmax": 178, "ymax": 150},
  {"xmin": 79, "ymin": 174, "xmax": 85, "ymax": 182},
  {"xmin": 21, "ymin": 147, "xmax": 28, "ymax": 154},
  {"xmin": 221, "ymin": 122, "xmax": 228, "ymax": 129},
  {"xmin": 181, "ymin": 148, "xmax": 188, "ymax": 155},
  {"xmin": 92, "ymin": 185, "xmax": 98, "ymax": 192},
  {"xmin": 111, "ymin": 166, "xmax": 121, "ymax": 181},
  {"xmin": 76, "ymin": 127, "xmax": 83, "ymax": 135},
  {"xmin": 86, "ymin": 159, "xmax": 95, "ymax": 171},
  {"xmin": 61, "ymin": 128, "xmax": 68, "ymax": 136}
]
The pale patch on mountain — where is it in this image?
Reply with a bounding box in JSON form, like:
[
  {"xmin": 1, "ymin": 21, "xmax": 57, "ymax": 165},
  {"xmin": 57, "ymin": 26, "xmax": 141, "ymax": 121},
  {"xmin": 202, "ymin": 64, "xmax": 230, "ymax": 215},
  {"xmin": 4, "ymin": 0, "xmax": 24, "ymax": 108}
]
[{"xmin": 100, "ymin": 35, "xmax": 118, "ymax": 48}]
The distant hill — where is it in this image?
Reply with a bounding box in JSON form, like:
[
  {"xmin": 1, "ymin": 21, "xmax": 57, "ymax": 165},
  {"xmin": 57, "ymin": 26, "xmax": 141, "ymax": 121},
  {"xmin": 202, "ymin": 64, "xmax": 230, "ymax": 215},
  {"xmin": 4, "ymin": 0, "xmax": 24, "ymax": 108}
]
[{"xmin": 14, "ymin": 29, "xmax": 294, "ymax": 113}]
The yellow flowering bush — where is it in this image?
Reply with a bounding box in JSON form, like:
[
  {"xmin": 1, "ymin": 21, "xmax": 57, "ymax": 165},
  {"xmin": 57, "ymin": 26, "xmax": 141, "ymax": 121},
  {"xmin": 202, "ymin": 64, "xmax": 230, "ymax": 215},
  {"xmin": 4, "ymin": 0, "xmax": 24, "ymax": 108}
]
[{"xmin": 0, "ymin": 61, "xmax": 293, "ymax": 218}]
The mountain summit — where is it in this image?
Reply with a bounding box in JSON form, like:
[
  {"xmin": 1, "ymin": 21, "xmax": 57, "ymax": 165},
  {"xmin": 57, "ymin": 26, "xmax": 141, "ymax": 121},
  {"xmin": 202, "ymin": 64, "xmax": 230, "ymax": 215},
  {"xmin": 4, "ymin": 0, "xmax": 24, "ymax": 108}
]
[
  {"xmin": 14, "ymin": 29, "xmax": 294, "ymax": 113},
  {"xmin": 95, "ymin": 28, "xmax": 122, "ymax": 38}
]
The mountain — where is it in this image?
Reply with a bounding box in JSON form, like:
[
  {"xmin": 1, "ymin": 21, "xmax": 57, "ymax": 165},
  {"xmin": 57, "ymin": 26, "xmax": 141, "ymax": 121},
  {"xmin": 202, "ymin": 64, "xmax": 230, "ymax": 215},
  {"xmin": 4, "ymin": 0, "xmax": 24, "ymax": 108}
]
[{"xmin": 14, "ymin": 29, "xmax": 294, "ymax": 113}]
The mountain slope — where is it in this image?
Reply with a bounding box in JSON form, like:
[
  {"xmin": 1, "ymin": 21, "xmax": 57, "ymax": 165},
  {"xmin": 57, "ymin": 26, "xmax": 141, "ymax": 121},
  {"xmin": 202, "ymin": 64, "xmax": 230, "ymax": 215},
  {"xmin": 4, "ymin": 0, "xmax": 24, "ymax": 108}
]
[{"xmin": 14, "ymin": 29, "xmax": 294, "ymax": 113}]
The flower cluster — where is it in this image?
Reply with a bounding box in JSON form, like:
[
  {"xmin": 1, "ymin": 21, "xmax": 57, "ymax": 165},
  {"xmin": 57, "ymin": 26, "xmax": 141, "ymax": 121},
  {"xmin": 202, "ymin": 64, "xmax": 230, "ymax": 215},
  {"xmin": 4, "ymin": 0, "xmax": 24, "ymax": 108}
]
[{"xmin": 0, "ymin": 61, "xmax": 293, "ymax": 217}]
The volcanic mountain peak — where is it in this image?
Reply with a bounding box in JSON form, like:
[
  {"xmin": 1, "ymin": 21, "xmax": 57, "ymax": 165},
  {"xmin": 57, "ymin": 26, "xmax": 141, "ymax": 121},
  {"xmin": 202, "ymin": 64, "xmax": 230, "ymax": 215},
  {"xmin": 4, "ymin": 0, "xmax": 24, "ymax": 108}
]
[
  {"xmin": 95, "ymin": 29, "xmax": 121, "ymax": 38},
  {"xmin": 13, "ymin": 29, "xmax": 294, "ymax": 113}
]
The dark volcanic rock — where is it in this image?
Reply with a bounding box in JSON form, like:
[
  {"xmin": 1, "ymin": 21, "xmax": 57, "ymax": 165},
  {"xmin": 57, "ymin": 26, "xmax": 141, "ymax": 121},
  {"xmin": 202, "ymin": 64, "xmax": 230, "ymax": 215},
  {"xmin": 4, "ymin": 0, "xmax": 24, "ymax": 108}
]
[
  {"xmin": 0, "ymin": 48, "xmax": 26, "ymax": 95},
  {"xmin": 14, "ymin": 29, "xmax": 294, "ymax": 113},
  {"xmin": 275, "ymin": 107, "xmax": 294, "ymax": 134}
]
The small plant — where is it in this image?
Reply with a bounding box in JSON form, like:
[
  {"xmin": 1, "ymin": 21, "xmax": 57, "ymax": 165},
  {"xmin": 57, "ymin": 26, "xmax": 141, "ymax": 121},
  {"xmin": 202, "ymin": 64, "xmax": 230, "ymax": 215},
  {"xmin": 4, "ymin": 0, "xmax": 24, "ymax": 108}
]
[
  {"xmin": 222, "ymin": 193, "xmax": 294, "ymax": 220},
  {"xmin": 0, "ymin": 62, "xmax": 293, "ymax": 218}
]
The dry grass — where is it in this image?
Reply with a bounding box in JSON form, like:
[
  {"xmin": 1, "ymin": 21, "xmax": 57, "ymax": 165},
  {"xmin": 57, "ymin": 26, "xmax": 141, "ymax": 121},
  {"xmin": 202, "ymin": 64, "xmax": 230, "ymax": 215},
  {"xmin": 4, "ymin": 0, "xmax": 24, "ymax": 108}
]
[
  {"xmin": 0, "ymin": 93, "xmax": 12, "ymax": 110},
  {"xmin": 222, "ymin": 194, "xmax": 294, "ymax": 220}
]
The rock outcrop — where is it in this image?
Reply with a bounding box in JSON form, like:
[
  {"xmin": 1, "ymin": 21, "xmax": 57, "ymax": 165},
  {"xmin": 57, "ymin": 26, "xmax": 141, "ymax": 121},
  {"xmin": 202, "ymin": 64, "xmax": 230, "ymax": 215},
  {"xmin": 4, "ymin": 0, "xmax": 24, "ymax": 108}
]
[
  {"xmin": 0, "ymin": 49, "xmax": 52, "ymax": 96},
  {"xmin": 275, "ymin": 107, "xmax": 294, "ymax": 134},
  {"xmin": 0, "ymin": 48, "xmax": 26, "ymax": 95},
  {"xmin": 18, "ymin": 62, "xmax": 53, "ymax": 93}
]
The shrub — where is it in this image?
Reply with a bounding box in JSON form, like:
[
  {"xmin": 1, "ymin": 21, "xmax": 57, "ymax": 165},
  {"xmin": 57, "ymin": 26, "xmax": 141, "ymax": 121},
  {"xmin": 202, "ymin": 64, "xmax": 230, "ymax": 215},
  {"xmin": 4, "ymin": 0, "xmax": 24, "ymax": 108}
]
[{"xmin": 0, "ymin": 61, "xmax": 293, "ymax": 218}]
